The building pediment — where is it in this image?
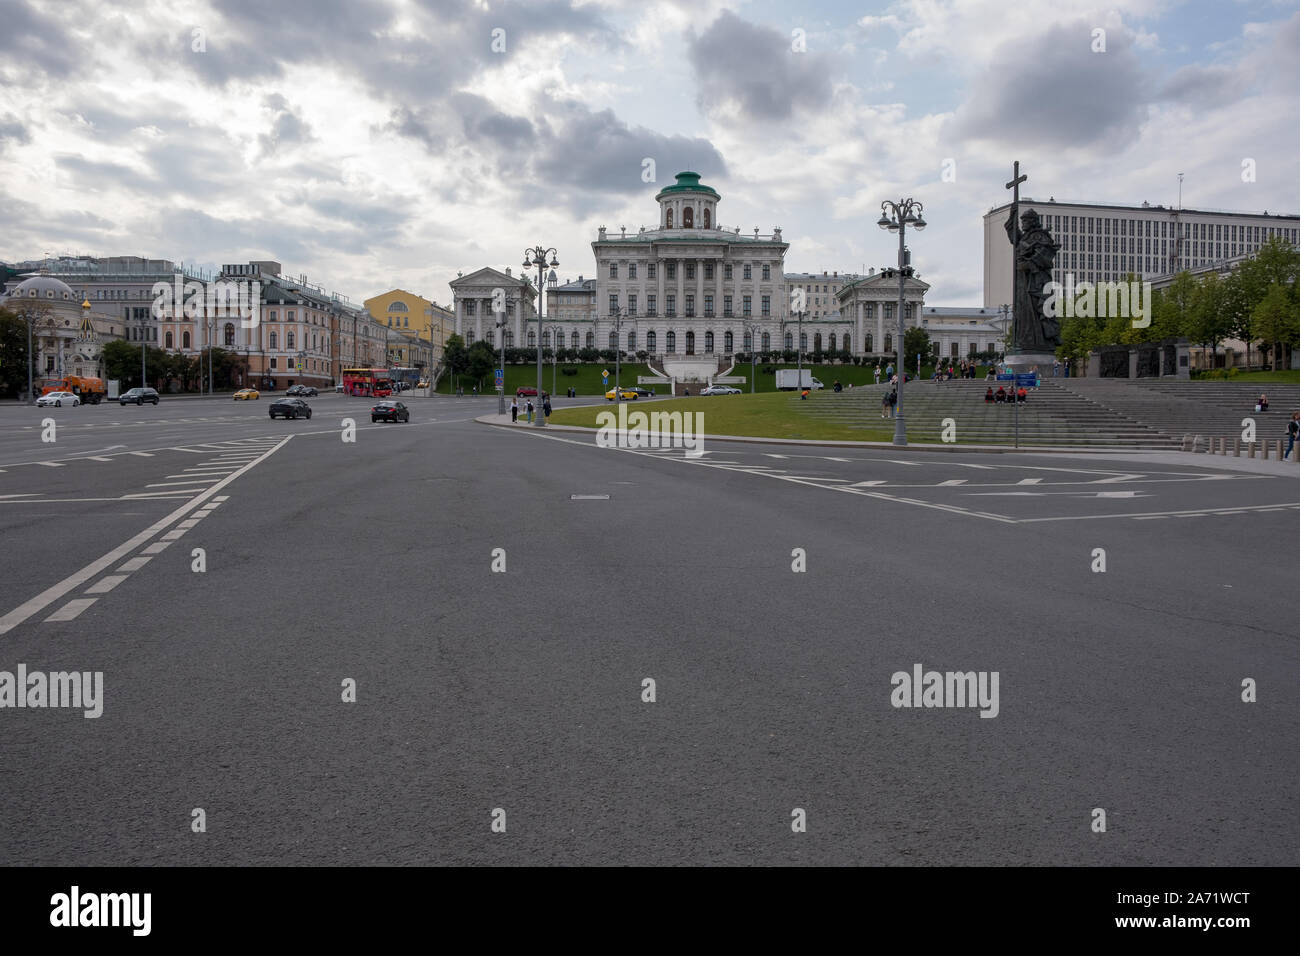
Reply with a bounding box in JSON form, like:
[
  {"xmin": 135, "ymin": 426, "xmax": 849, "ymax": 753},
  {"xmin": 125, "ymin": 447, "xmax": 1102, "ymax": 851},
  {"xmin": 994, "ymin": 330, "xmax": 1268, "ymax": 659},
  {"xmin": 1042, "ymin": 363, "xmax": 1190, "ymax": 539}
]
[{"xmin": 450, "ymin": 267, "xmax": 530, "ymax": 291}]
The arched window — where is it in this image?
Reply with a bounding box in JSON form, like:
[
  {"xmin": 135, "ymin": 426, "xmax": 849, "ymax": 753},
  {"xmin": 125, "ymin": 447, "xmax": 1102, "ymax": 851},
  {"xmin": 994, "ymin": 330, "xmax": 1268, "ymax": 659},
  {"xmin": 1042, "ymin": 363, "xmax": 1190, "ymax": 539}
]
[
  {"xmin": 683, "ymin": 207, "xmax": 694, "ymax": 228},
  {"xmin": 951, "ymin": 341, "xmax": 959, "ymax": 358},
  {"xmin": 813, "ymin": 333, "xmax": 822, "ymax": 352},
  {"xmin": 628, "ymin": 331, "xmax": 636, "ymax": 351},
  {"xmin": 666, "ymin": 208, "xmax": 673, "ymax": 228},
  {"xmin": 703, "ymin": 208, "xmax": 711, "ymax": 229},
  {"xmin": 287, "ymin": 332, "xmax": 295, "ymax": 349},
  {"xmin": 843, "ymin": 334, "xmax": 851, "ymax": 353},
  {"xmin": 884, "ymin": 334, "xmax": 892, "ymax": 353},
  {"xmin": 828, "ymin": 333, "xmax": 836, "ymax": 352},
  {"xmin": 504, "ymin": 330, "xmax": 513, "ymax": 347},
  {"xmin": 646, "ymin": 331, "xmax": 656, "ymax": 352},
  {"xmin": 761, "ymin": 332, "xmax": 770, "ymax": 351},
  {"xmin": 224, "ymin": 323, "xmax": 235, "ymax": 346},
  {"xmin": 270, "ymin": 331, "xmax": 278, "ymax": 349},
  {"xmin": 742, "ymin": 331, "xmax": 751, "ymax": 351},
  {"xmin": 666, "ymin": 331, "xmax": 676, "ymax": 353},
  {"xmin": 724, "ymin": 331, "xmax": 733, "ymax": 352},
  {"xmin": 800, "ymin": 332, "xmax": 807, "ymax": 352},
  {"xmin": 968, "ymin": 342, "xmax": 977, "ymax": 356},
  {"xmin": 528, "ymin": 330, "xmax": 535, "ymax": 347},
  {"xmin": 571, "ymin": 331, "xmax": 579, "ymax": 349},
  {"xmin": 784, "ymin": 332, "xmax": 793, "ymax": 350},
  {"xmin": 542, "ymin": 330, "xmax": 550, "ymax": 348},
  {"xmin": 165, "ymin": 331, "xmax": 174, "ymax": 349},
  {"xmin": 686, "ymin": 331, "xmax": 696, "ymax": 353},
  {"xmin": 865, "ymin": 333, "xmax": 872, "ymax": 352},
  {"xmin": 608, "ymin": 331, "xmax": 618, "ymax": 350},
  {"xmin": 585, "ymin": 331, "xmax": 594, "ymax": 348},
  {"xmin": 703, "ymin": 331, "xmax": 713, "ymax": 353},
  {"xmin": 182, "ymin": 330, "xmax": 191, "ymax": 349}
]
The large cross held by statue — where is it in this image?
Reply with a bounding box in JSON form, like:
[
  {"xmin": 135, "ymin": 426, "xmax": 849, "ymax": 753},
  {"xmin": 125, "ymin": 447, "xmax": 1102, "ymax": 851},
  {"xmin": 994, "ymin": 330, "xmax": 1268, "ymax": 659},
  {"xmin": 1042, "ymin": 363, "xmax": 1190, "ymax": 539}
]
[{"xmin": 1005, "ymin": 160, "xmax": 1027, "ymax": 242}]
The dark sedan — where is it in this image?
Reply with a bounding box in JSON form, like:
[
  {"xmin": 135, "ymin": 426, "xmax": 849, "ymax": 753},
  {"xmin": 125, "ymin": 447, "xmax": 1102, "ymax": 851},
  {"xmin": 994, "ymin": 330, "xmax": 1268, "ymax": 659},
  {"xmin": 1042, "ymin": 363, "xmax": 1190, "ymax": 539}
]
[
  {"xmin": 371, "ymin": 400, "xmax": 409, "ymax": 423},
  {"xmin": 269, "ymin": 397, "xmax": 313, "ymax": 420},
  {"xmin": 287, "ymin": 385, "xmax": 318, "ymax": 397}
]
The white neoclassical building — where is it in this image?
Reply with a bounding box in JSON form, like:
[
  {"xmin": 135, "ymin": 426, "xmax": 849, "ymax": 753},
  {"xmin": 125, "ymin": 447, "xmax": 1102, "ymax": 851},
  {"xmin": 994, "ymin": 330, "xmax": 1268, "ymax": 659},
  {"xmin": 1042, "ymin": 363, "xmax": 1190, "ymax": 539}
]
[
  {"xmin": 587, "ymin": 171, "xmax": 790, "ymax": 360},
  {"xmin": 448, "ymin": 267, "xmax": 538, "ymax": 348}
]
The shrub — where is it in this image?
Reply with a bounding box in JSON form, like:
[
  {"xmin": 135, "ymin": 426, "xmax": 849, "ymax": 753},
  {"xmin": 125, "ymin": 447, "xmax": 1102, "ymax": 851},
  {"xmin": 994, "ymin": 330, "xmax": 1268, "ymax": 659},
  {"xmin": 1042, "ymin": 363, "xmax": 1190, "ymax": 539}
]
[{"xmin": 561, "ymin": 367, "xmax": 579, "ymax": 376}]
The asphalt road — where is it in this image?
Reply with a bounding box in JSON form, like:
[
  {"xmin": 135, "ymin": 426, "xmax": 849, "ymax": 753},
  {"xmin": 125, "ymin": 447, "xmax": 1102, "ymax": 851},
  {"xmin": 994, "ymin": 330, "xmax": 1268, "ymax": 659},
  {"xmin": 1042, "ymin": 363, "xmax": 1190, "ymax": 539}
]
[{"xmin": 0, "ymin": 393, "xmax": 1296, "ymax": 865}]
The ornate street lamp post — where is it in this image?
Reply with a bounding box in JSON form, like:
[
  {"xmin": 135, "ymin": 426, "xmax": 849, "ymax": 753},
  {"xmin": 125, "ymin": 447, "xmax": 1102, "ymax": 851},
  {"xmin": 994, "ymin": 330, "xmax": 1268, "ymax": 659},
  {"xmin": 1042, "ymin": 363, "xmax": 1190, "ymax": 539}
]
[
  {"xmin": 876, "ymin": 198, "xmax": 927, "ymax": 446},
  {"xmin": 522, "ymin": 246, "xmax": 559, "ymax": 427}
]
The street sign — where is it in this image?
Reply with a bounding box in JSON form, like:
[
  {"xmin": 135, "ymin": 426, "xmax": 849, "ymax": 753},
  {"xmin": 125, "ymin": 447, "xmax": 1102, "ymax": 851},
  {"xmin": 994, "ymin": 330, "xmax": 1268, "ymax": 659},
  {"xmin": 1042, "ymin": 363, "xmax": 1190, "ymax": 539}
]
[{"xmin": 494, "ymin": 368, "xmax": 504, "ymax": 387}]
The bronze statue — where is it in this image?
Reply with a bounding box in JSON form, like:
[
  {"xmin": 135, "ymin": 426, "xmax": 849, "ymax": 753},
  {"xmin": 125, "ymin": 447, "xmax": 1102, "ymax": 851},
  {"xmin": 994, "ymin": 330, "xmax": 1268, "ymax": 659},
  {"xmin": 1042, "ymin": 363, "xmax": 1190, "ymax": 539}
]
[{"xmin": 1005, "ymin": 208, "xmax": 1061, "ymax": 351}]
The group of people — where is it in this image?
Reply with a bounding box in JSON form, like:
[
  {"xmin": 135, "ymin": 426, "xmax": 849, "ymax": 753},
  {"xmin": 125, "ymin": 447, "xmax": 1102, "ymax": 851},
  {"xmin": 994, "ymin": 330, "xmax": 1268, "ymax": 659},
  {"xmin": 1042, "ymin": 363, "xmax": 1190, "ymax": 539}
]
[
  {"xmin": 985, "ymin": 386, "xmax": 1028, "ymax": 404},
  {"xmin": 509, "ymin": 396, "xmax": 551, "ymax": 423},
  {"xmin": 879, "ymin": 388, "xmax": 898, "ymax": 417},
  {"xmin": 933, "ymin": 361, "xmax": 982, "ymax": 382}
]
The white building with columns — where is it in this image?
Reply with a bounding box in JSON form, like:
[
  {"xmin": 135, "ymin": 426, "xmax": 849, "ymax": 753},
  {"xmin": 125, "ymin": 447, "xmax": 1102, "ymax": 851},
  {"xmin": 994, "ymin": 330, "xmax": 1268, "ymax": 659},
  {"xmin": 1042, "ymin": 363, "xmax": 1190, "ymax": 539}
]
[
  {"xmin": 834, "ymin": 270, "xmax": 930, "ymax": 358},
  {"xmin": 588, "ymin": 171, "xmax": 790, "ymax": 359},
  {"xmin": 448, "ymin": 267, "xmax": 537, "ymax": 348}
]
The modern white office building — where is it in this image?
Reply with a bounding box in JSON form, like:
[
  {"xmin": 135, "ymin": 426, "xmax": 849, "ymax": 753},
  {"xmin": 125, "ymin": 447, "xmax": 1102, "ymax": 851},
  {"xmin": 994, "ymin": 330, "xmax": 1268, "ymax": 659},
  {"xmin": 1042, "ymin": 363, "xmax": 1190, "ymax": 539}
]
[{"xmin": 983, "ymin": 198, "xmax": 1300, "ymax": 309}]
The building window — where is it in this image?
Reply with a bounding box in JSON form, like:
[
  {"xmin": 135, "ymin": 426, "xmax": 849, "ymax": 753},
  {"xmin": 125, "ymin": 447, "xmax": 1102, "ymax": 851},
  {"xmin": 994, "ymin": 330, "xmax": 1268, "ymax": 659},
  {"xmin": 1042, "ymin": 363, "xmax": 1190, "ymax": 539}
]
[
  {"xmin": 646, "ymin": 331, "xmax": 656, "ymax": 352},
  {"xmin": 800, "ymin": 332, "xmax": 808, "ymax": 352},
  {"xmin": 784, "ymin": 332, "xmax": 793, "ymax": 350},
  {"xmin": 724, "ymin": 295, "xmax": 732, "ymax": 316},
  {"xmin": 761, "ymin": 295, "xmax": 770, "ymax": 316},
  {"xmin": 843, "ymin": 333, "xmax": 850, "ymax": 353},
  {"xmin": 762, "ymin": 332, "xmax": 771, "ymax": 351},
  {"xmin": 629, "ymin": 263, "xmax": 637, "ymax": 280},
  {"xmin": 724, "ymin": 264, "xmax": 733, "ymax": 280},
  {"xmin": 686, "ymin": 262, "xmax": 695, "ymax": 280},
  {"xmin": 610, "ymin": 294, "xmax": 619, "ymax": 314},
  {"xmin": 704, "ymin": 263, "xmax": 714, "ymax": 280},
  {"xmin": 666, "ymin": 294, "xmax": 675, "ymax": 317},
  {"xmin": 683, "ymin": 207, "xmax": 694, "ymax": 228},
  {"xmin": 666, "ymin": 331, "xmax": 676, "ymax": 352},
  {"xmin": 828, "ymin": 333, "xmax": 836, "ymax": 352},
  {"xmin": 647, "ymin": 294, "xmax": 656, "ymax": 316},
  {"xmin": 609, "ymin": 263, "xmax": 618, "ymax": 279},
  {"xmin": 703, "ymin": 209, "xmax": 711, "ymax": 229},
  {"xmin": 287, "ymin": 332, "xmax": 295, "ymax": 349},
  {"xmin": 885, "ymin": 334, "xmax": 892, "ymax": 353},
  {"xmin": 685, "ymin": 294, "xmax": 694, "ymax": 317},
  {"xmin": 704, "ymin": 331, "xmax": 713, "ymax": 353},
  {"xmin": 951, "ymin": 342, "xmax": 959, "ymax": 358},
  {"xmin": 608, "ymin": 331, "xmax": 617, "ymax": 350},
  {"xmin": 648, "ymin": 262, "xmax": 656, "ymax": 280},
  {"xmin": 585, "ymin": 331, "xmax": 594, "ymax": 348},
  {"xmin": 667, "ymin": 262, "xmax": 676, "ymax": 280},
  {"xmin": 704, "ymin": 294, "xmax": 713, "ymax": 316},
  {"xmin": 743, "ymin": 295, "xmax": 752, "ymax": 316},
  {"xmin": 743, "ymin": 264, "xmax": 752, "ymax": 280},
  {"xmin": 724, "ymin": 331, "xmax": 733, "ymax": 352},
  {"xmin": 628, "ymin": 331, "xmax": 636, "ymax": 351},
  {"xmin": 969, "ymin": 342, "xmax": 978, "ymax": 356},
  {"xmin": 182, "ymin": 330, "xmax": 191, "ymax": 349},
  {"xmin": 571, "ymin": 331, "xmax": 579, "ymax": 349},
  {"xmin": 271, "ymin": 358, "xmax": 278, "ymax": 369},
  {"xmin": 270, "ymin": 332, "xmax": 278, "ymax": 349},
  {"xmin": 225, "ymin": 323, "xmax": 235, "ymax": 346},
  {"xmin": 762, "ymin": 265, "xmax": 770, "ymax": 281},
  {"xmin": 165, "ymin": 331, "xmax": 174, "ymax": 348},
  {"xmin": 528, "ymin": 330, "xmax": 535, "ymax": 347},
  {"xmin": 628, "ymin": 294, "xmax": 637, "ymax": 315},
  {"xmin": 666, "ymin": 209, "xmax": 673, "ymax": 228}
]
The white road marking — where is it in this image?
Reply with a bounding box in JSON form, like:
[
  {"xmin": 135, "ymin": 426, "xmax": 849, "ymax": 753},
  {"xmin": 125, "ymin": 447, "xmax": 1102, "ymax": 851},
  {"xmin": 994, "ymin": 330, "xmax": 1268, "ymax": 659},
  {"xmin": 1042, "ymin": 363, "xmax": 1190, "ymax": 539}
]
[
  {"xmin": 0, "ymin": 437, "xmax": 291, "ymax": 636},
  {"xmin": 937, "ymin": 479, "xmax": 968, "ymax": 486},
  {"xmin": 1096, "ymin": 473, "xmax": 1146, "ymax": 483},
  {"xmin": 0, "ymin": 494, "xmax": 40, "ymax": 499},
  {"xmin": 128, "ymin": 451, "xmax": 154, "ymax": 457},
  {"xmin": 141, "ymin": 541, "xmax": 174, "ymax": 555},
  {"xmin": 571, "ymin": 494, "xmax": 610, "ymax": 499},
  {"xmin": 117, "ymin": 557, "xmax": 152, "ymax": 572},
  {"xmin": 1016, "ymin": 478, "xmax": 1042, "ymax": 485},
  {"xmin": 784, "ymin": 475, "xmax": 850, "ymax": 482},
  {"xmin": 44, "ymin": 599, "xmax": 97, "ymax": 622},
  {"xmin": 145, "ymin": 479, "xmax": 221, "ymax": 488},
  {"xmin": 36, "ymin": 461, "xmax": 64, "ymax": 467},
  {"xmin": 85, "ymin": 575, "xmax": 128, "ymax": 594},
  {"xmin": 86, "ymin": 456, "xmax": 114, "ymax": 462},
  {"xmin": 850, "ymin": 480, "xmax": 889, "ymax": 486},
  {"xmin": 161, "ymin": 529, "xmax": 189, "ymax": 541}
]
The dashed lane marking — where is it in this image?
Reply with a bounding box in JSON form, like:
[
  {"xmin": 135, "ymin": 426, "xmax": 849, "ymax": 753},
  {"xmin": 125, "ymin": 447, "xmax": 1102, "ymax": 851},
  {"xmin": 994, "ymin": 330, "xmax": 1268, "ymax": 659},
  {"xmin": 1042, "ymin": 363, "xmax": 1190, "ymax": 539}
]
[
  {"xmin": 85, "ymin": 575, "xmax": 128, "ymax": 594},
  {"xmin": 117, "ymin": 557, "xmax": 152, "ymax": 572},
  {"xmin": 43, "ymin": 599, "xmax": 97, "ymax": 623}
]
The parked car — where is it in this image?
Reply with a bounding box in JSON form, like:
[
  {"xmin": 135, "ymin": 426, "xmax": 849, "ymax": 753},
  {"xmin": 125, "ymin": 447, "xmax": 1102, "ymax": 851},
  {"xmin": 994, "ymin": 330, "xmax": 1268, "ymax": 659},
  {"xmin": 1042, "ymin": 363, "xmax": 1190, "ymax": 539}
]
[
  {"xmin": 286, "ymin": 385, "xmax": 318, "ymax": 397},
  {"xmin": 701, "ymin": 385, "xmax": 742, "ymax": 395},
  {"xmin": 335, "ymin": 383, "xmax": 345, "ymax": 393},
  {"xmin": 37, "ymin": 390, "xmax": 80, "ymax": 407},
  {"xmin": 371, "ymin": 400, "xmax": 410, "ymax": 423},
  {"xmin": 605, "ymin": 387, "xmax": 639, "ymax": 401},
  {"xmin": 269, "ymin": 397, "xmax": 312, "ymax": 420},
  {"xmin": 417, "ymin": 380, "xmax": 429, "ymax": 389},
  {"xmin": 233, "ymin": 388, "xmax": 260, "ymax": 401},
  {"xmin": 119, "ymin": 387, "xmax": 160, "ymax": 406},
  {"xmin": 515, "ymin": 386, "xmax": 550, "ymax": 398}
]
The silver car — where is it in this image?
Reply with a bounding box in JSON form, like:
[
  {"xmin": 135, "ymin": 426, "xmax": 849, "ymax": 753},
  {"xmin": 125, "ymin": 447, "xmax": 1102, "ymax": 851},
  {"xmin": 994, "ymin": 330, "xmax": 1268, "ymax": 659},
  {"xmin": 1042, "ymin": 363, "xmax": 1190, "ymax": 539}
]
[{"xmin": 701, "ymin": 385, "xmax": 742, "ymax": 395}]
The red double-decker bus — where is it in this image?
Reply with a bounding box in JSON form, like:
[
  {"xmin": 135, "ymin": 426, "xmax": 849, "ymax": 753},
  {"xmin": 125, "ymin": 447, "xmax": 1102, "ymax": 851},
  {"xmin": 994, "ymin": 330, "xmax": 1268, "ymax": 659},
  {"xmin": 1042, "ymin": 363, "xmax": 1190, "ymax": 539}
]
[{"xmin": 341, "ymin": 368, "xmax": 393, "ymax": 397}]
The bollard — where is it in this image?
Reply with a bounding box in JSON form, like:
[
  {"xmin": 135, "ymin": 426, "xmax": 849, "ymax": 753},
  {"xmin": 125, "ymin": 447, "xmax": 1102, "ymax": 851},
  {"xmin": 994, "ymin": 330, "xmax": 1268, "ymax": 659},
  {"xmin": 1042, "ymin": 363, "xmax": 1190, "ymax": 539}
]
[
  {"xmin": 1263, "ymin": 441, "xmax": 1271, "ymax": 461},
  {"xmin": 1234, "ymin": 437, "xmax": 1240, "ymax": 457},
  {"xmin": 1248, "ymin": 442, "xmax": 1256, "ymax": 458}
]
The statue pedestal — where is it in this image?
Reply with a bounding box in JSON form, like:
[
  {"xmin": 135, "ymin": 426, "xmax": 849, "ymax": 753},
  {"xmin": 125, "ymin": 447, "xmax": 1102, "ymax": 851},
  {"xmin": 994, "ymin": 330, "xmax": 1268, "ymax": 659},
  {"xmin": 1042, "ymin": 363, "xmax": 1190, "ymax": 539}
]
[{"xmin": 1004, "ymin": 352, "xmax": 1056, "ymax": 377}]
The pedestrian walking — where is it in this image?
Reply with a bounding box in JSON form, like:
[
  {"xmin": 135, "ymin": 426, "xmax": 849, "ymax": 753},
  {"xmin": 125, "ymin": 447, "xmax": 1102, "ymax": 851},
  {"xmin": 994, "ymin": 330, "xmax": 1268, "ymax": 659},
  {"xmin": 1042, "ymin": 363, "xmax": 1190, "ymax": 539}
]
[
  {"xmin": 510, "ymin": 398, "xmax": 518, "ymax": 423},
  {"xmin": 880, "ymin": 390, "xmax": 890, "ymax": 418},
  {"xmin": 873, "ymin": 365, "xmax": 881, "ymax": 385},
  {"xmin": 888, "ymin": 388, "xmax": 898, "ymax": 418},
  {"xmin": 543, "ymin": 396, "xmax": 552, "ymax": 418},
  {"xmin": 526, "ymin": 399, "xmax": 534, "ymax": 423},
  {"xmin": 1286, "ymin": 412, "xmax": 1299, "ymax": 460}
]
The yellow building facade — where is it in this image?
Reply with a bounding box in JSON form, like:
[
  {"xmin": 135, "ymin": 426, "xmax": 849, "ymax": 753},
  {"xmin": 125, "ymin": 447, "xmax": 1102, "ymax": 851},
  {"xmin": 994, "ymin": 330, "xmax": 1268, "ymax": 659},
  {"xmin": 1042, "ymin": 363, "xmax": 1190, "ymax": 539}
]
[{"xmin": 363, "ymin": 289, "xmax": 454, "ymax": 369}]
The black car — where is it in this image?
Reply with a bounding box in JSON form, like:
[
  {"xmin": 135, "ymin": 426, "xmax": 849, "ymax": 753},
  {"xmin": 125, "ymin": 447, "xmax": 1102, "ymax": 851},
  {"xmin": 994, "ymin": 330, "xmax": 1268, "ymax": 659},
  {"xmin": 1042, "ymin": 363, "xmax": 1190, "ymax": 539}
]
[
  {"xmin": 371, "ymin": 400, "xmax": 409, "ymax": 423},
  {"xmin": 287, "ymin": 385, "xmax": 319, "ymax": 397},
  {"xmin": 623, "ymin": 386, "xmax": 652, "ymax": 397},
  {"xmin": 269, "ymin": 397, "xmax": 313, "ymax": 420},
  {"xmin": 119, "ymin": 387, "xmax": 160, "ymax": 406}
]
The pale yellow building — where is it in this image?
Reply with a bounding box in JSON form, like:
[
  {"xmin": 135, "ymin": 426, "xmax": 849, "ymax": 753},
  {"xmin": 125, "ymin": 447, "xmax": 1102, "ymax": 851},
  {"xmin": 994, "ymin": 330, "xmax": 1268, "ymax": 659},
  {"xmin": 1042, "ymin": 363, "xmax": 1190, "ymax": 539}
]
[{"xmin": 364, "ymin": 289, "xmax": 454, "ymax": 369}]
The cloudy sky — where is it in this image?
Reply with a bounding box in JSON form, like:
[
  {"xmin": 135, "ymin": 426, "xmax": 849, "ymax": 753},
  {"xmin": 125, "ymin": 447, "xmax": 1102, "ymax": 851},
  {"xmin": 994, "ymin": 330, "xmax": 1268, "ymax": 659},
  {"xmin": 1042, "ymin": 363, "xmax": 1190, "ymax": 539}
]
[{"xmin": 2, "ymin": 0, "xmax": 1297, "ymax": 306}]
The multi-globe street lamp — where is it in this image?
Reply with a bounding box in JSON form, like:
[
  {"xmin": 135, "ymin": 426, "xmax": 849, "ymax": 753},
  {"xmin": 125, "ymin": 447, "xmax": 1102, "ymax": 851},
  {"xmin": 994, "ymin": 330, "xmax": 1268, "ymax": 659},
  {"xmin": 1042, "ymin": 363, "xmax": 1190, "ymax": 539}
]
[
  {"xmin": 495, "ymin": 305, "xmax": 509, "ymax": 415},
  {"xmin": 741, "ymin": 320, "xmax": 762, "ymax": 393},
  {"xmin": 546, "ymin": 324, "xmax": 563, "ymax": 397},
  {"xmin": 876, "ymin": 198, "xmax": 927, "ymax": 446},
  {"xmin": 522, "ymin": 246, "xmax": 558, "ymax": 427}
]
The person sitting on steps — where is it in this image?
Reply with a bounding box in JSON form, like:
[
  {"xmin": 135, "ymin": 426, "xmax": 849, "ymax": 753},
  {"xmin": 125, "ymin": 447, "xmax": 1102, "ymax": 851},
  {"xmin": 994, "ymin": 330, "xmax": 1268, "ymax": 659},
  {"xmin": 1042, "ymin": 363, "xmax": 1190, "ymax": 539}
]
[
  {"xmin": 984, "ymin": 387, "xmax": 994, "ymax": 403},
  {"xmin": 995, "ymin": 386, "xmax": 1007, "ymax": 403}
]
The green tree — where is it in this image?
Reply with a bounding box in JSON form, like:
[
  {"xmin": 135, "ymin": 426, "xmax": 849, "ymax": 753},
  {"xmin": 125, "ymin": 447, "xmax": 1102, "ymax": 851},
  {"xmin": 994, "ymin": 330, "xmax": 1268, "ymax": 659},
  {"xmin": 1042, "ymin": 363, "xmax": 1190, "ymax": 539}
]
[
  {"xmin": 0, "ymin": 307, "xmax": 31, "ymax": 398},
  {"xmin": 1226, "ymin": 237, "xmax": 1299, "ymax": 367},
  {"xmin": 902, "ymin": 327, "xmax": 931, "ymax": 366},
  {"xmin": 1187, "ymin": 271, "xmax": 1232, "ymax": 369},
  {"xmin": 443, "ymin": 333, "xmax": 469, "ymax": 388},
  {"xmin": 1251, "ymin": 283, "xmax": 1300, "ymax": 369},
  {"xmin": 465, "ymin": 339, "xmax": 495, "ymax": 390},
  {"xmin": 1136, "ymin": 270, "xmax": 1194, "ymax": 345}
]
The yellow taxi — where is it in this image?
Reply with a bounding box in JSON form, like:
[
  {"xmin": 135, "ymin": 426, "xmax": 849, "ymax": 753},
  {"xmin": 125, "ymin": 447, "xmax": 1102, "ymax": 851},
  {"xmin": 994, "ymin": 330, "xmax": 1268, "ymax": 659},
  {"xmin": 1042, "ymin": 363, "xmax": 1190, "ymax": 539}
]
[
  {"xmin": 605, "ymin": 387, "xmax": 639, "ymax": 401},
  {"xmin": 233, "ymin": 388, "xmax": 260, "ymax": 401}
]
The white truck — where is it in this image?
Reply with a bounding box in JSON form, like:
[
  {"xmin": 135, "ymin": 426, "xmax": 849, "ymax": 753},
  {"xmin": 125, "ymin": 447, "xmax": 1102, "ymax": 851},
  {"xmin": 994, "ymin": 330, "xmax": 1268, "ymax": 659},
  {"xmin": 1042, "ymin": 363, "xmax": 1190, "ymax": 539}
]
[{"xmin": 775, "ymin": 369, "xmax": 824, "ymax": 391}]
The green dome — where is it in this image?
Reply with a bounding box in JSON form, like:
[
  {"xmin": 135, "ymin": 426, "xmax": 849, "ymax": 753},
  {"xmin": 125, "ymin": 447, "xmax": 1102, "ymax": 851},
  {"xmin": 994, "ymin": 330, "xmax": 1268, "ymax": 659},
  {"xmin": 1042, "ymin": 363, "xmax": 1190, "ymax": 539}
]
[{"xmin": 656, "ymin": 171, "xmax": 719, "ymax": 199}]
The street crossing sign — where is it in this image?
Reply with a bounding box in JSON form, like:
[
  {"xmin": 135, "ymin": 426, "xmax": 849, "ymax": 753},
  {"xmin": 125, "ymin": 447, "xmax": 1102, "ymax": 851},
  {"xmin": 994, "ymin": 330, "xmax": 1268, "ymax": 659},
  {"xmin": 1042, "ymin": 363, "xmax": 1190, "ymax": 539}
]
[{"xmin": 495, "ymin": 368, "xmax": 504, "ymax": 387}]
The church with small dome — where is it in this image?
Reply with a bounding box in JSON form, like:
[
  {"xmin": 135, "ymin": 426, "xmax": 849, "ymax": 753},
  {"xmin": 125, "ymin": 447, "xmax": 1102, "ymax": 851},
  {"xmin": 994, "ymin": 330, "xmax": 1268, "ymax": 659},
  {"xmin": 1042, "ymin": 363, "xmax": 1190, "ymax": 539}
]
[{"xmin": 0, "ymin": 272, "xmax": 114, "ymax": 390}]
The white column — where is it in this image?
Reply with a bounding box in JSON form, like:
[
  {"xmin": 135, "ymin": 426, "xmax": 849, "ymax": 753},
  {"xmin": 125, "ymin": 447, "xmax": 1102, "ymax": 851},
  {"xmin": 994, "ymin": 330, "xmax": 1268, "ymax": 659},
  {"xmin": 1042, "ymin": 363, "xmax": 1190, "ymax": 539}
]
[
  {"xmin": 454, "ymin": 297, "xmax": 463, "ymax": 336},
  {"xmin": 875, "ymin": 303, "xmax": 883, "ymax": 354},
  {"xmin": 856, "ymin": 301, "xmax": 864, "ymax": 355}
]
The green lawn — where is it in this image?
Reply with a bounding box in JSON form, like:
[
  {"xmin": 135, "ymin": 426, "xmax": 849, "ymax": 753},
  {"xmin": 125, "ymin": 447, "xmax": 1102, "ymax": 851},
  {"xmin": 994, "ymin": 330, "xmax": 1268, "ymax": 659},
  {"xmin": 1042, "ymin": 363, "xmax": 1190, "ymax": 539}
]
[
  {"xmin": 438, "ymin": 363, "xmax": 655, "ymax": 396},
  {"xmin": 547, "ymin": 391, "xmax": 900, "ymax": 442},
  {"xmin": 721, "ymin": 362, "xmax": 951, "ymax": 392}
]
